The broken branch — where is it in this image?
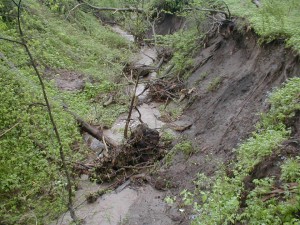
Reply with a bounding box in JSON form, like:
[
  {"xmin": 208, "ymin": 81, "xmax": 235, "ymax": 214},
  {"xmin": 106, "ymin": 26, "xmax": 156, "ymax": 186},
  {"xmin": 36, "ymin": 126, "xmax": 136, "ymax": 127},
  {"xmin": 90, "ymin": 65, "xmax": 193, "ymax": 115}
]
[
  {"xmin": 124, "ymin": 75, "xmax": 140, "ymax": 139},
  {"xmin": 80, "ymin": 1, "xmax": 144, "ymax": 14},
  {"xmin": 183, "ymin": 7, "xmax": 230, "ymax": 19},
  {"xmin": 0, "ymin": 122, "xmax": 20, "ymax": 138},
  {"xmin": 63, "ymin": 105, "xmax": 118, "ymax": 147}
]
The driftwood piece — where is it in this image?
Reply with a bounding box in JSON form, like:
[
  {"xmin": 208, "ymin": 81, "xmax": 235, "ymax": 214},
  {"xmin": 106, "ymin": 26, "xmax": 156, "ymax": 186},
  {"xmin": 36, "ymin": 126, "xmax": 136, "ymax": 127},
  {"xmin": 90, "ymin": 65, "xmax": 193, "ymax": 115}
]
[{"xmin": 63, "ymin": 106, "xmax": 118, "ymax": 147}]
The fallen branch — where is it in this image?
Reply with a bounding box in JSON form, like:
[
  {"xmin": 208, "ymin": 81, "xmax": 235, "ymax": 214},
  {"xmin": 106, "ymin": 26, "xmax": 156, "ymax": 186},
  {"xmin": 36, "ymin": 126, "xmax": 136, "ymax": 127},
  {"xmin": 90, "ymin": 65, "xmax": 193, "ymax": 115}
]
[
  {"xmin": 63, "ymin": 105, "xmax": 118, "ymax": 147},
  {"xmin": 133, "ymin": 57, "xmax": 165, "ymax": 77},
  {"xmin": 161, "ymin": 63, "xmax": 175, "ymax": 78},
  {"xmin": 102, "ymin": 136, "xmax": 109, "ymax": 157},
  {"xmin": 65, "ymin": 3, "xmax": 85, "ymax": 19},
  {"xmin": 183, "ymin": 6, "xmax": 231, "ymax": 19},
  {"xmin": 86, "ymin": 175, "xmax": 131, "ymax": 203},
  {"xmin": 103, "ymin": 94, "xmax": 114, "ymax": 107},
  {"xmin": 262, "ymin": 183, "xmax": 298, "ymax": 202},
  {"xmin": 252, "ymin": 0, "xmax": 261, "ymax": 8},
  {"xmin": 80, "ymin": 1, "xmax": 144, "ymax": 13},
  {"xmin": 0, "ymin": 36, "xmax": 24, "ymax": 45},
  {"xmin": 0, "ymin": 121, "xmax": 20, "ymax": 138}
]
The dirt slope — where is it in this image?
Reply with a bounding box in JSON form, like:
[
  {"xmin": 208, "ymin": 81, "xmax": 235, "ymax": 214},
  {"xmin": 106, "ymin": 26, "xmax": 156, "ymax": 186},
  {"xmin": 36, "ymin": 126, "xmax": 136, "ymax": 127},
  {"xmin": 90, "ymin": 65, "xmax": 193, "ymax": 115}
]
[{"xmin": 149, "ymin": 29, "xmax": 300, "ymax": 224}]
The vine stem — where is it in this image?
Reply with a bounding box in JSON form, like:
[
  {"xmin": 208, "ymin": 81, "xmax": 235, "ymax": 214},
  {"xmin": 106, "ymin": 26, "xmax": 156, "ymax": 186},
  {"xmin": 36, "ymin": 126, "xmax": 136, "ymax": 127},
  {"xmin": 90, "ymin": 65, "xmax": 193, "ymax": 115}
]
[{"xmin": 14, "ymin": 0, "xmax": 78, "ymax": 222}]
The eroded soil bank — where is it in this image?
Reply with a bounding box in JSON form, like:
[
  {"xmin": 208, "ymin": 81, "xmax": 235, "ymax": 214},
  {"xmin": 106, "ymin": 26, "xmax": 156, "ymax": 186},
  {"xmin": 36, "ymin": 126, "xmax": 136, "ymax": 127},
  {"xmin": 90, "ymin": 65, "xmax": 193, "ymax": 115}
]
[{"xmin": 55, "ymin": 22, "xmax": 300, "ymax": 225}]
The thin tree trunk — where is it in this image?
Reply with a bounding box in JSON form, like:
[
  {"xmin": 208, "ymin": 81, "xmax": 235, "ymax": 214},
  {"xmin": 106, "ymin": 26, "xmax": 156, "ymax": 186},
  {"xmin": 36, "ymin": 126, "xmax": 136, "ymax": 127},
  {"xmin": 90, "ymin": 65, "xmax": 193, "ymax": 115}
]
[{"xmin": 13, "ymin": 0, "xmax": 78, "ymax": 222}]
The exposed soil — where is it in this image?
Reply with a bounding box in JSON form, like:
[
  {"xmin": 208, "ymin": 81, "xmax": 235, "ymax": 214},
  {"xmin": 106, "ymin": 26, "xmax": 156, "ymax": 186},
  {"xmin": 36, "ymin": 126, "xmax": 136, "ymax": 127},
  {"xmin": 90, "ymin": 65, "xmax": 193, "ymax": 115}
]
[
  {"xmin": 54, "ymin": 19, "xmax": 300, "ymax": 225},
  {"xmin": 44, "ymin": 68, "xmax": 88, "ymax": 91},
  {"xmin": 168, "ymin": 29, "xmax": 300, "ymax": 183}
]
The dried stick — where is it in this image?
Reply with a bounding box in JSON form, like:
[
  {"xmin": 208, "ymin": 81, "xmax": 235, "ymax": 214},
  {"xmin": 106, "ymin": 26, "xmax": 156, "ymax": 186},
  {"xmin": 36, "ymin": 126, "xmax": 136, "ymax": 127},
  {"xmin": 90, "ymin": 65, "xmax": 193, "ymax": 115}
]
[
  {"xmin": 135, "ymin": 106, "xmax": 144, "ymax": 124},
  {"xmin": 124, "ymin": 74, "xmax": 140, "ymax": 139},
  {"xmin": 102, "ymin": 136, "xmax": 109, "ymax": 157},
  {"xmin": 80, "ymin": 1, "xmax": 144, "ymax": 13},
  {"xmin": 65, "ymin": 3, "xmax": 85, "ymax": 20},
  {"xmin": 0, "ymin": 122, "xmax": 20, "ymax": 138}
]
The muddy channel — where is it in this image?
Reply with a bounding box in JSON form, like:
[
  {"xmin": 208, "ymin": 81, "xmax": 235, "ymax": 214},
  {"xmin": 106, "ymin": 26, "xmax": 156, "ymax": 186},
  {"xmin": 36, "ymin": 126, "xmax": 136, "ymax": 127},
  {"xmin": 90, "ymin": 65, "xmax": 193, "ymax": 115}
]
[{"xmin": 54, "ymin": 26, "xmax": 175, "ymax": 225}]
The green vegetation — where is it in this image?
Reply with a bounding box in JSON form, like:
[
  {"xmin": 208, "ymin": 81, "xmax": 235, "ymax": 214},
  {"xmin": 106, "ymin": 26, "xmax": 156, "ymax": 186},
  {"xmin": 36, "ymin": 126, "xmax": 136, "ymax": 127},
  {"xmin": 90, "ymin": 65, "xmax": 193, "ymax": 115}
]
[
  {"xmin": 157, "ymin": 23, "xmax": 203, "ymax": 75},
  {"xmin": 164, "ymin": 140, "xmax": 194, "ymax": 166},
  {"xmin": 174, "ymin": 140, "xmax": 194, "ymax": 156},
  {"xmin": 164, "ymin": 195, "xmax": 177, "ymax": 205},
  {"xmin": 195, "ymin": 71, "xmax": 209, "ymax": 85},
  {"xmin": 0, "ymin": 0, "xmax": 133, "ymax": 224},
  {"xmin": 207, "ymin": 76, "xmax": 223, "ymax": 92},
  {"xmin": 281, "ymin": 157, "xmax": 300, "ymax": 183},
  {"xmin": 224, "ymin": 0, "xmax": 300, "ymax": 52},
  {"xmin": 161, "ymin": 130, "xmax": 175, "ymax": 143},
  {"xmin": 159, "ymin": 104, "xmax": 184, "ymax": 121}
]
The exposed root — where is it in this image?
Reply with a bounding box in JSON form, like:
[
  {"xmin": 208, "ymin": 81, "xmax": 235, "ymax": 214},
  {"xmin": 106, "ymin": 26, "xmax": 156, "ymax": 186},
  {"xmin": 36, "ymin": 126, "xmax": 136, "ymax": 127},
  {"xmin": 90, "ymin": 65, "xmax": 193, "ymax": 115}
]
[
  {"xmin": 148, "ymin": 78, "xmax": 184, "ymax": 102},
  {"xmin": 76, "ymin": 124, "xmax": 161, "ymax": 185}
]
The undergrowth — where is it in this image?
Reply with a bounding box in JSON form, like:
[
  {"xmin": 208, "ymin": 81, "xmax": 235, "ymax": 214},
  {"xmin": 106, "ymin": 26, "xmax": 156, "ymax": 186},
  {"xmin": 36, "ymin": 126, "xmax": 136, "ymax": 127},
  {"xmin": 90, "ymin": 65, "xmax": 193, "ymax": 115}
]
[{"xmin": 224, "ymin": 0, "xmax": 300, "ymax": 52}]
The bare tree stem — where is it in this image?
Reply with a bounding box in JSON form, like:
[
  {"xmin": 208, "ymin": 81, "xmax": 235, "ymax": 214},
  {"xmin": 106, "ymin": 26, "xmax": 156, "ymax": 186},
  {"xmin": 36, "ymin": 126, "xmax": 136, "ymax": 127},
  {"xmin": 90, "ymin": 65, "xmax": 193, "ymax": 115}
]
[
  {"xmin": 124, "ymin": 74, "xmax": 140, "ymax": 139},
  {"xmin": 14, "ymin": 0, "xmax": 78, "ymax": 222}
]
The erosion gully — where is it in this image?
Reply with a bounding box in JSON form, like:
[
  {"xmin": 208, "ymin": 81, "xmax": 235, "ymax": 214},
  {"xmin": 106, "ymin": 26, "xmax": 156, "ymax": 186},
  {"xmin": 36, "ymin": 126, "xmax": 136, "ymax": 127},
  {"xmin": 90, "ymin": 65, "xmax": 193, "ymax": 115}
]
[{"xmin": 54, "ymin": 26, "xmax": 174, "ymax": 225}]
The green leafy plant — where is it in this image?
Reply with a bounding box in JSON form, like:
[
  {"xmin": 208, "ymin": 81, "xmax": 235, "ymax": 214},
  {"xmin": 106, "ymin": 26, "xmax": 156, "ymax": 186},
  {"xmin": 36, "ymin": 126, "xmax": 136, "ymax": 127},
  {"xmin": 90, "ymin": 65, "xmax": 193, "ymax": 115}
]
[
  {"xmin": 157, "ymin": 28, "xmax": 202, "ymax": 74},
  {"xmin": 174, "ymin": 140, "xmax": 194, "ymax": 156},
  {"xmin": 281, "ymin": 157, "xmax": 300, "ymax": 182},
  {"xmin": 207, "ymin": 76, "xmax": 223, "ymax": 92},
  {"xmin": 164, "ymin": 195, "xmax": 177, "ymax": 205},
  {"xmin": 224, "ymin": 0, "xmax": 300, "ymax": 52},
  {"xmin": 161, "ymin": 130, "xmax": 175, "ymax": 143}
]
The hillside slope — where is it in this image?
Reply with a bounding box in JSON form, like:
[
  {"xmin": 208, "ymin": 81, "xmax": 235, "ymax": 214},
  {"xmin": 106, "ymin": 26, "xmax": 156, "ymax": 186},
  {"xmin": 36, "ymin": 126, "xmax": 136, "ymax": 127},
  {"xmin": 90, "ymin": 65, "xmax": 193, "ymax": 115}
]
[{"xmin": 0, "ymin": 1, "xmax": 133, "ymax": 224}]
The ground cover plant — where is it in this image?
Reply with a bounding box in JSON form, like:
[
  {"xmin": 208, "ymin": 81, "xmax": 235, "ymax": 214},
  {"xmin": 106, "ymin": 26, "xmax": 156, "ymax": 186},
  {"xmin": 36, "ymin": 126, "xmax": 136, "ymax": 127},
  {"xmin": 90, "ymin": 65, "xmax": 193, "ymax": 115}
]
[{"xmin": 224, "ymin": 0, "xmax": 300, "ymax": 52}]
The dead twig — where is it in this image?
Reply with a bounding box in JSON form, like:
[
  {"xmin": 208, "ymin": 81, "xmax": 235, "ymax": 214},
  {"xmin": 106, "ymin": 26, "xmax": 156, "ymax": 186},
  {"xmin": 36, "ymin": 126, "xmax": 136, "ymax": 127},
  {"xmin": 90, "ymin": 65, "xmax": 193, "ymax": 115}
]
[
  {"xmin": 65, "ymin": 3, "xmax": 85, "ymax": 20},
  {"xmin": 135, "ymin": 106, "xmax": 144, "ymax": 124},
  {"xmin": 102, "ymin": 136, "xmax": 109, "ymax": 157},
  {"xmin": 86, "ymin": 173, "xmax": 138, "ymax": 203},
  {"xmin": 183, "ymin": 6, "xmax": 231, "ymax": 20},
  {"xmin": 261, "ymin": 183, "xmax": 298, "ymax": 202},
  {"xmin": 0, "ymin": 36, "xmax": 24, "ymax": 45},
  {"xmin": 80, "ymin": 1, "xmax": 144, "ymax": 14},
  {"xmin": 124, "ymin": 75, "xmax": 140, "ymax": 139},
  {"xmin": 0, "ymin": 122, "xmax": 20, "ymax": 138}
]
